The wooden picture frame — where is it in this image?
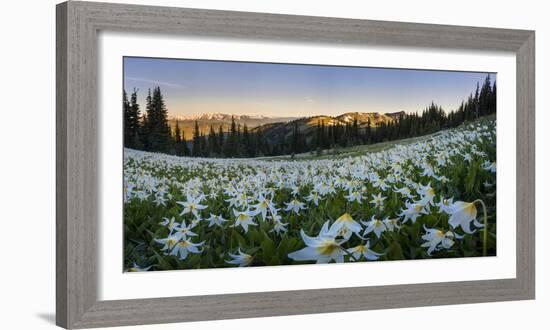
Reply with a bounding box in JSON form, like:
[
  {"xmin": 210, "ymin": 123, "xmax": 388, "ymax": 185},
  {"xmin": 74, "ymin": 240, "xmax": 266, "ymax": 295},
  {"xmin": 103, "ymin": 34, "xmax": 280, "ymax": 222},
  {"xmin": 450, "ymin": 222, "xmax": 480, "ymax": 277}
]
[{"xmin": 56, "ymin": 1, "xmax": 535, "ymax": 328}]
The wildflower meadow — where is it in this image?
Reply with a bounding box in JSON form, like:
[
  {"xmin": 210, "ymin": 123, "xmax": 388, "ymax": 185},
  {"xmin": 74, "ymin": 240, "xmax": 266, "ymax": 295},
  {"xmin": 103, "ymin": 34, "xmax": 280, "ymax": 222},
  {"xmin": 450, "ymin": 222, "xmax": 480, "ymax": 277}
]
[{"xmin": 123, "ymin": 119, "xmax": 496, "ymax": 271}]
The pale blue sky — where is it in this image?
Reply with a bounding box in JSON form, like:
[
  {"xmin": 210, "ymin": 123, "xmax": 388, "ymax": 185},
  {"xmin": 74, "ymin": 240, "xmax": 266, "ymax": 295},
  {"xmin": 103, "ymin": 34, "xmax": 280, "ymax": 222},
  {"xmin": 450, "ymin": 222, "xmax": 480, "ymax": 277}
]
[{"xmin": 123, "ymin": 56, "xmax": 495, "ymax": 117}]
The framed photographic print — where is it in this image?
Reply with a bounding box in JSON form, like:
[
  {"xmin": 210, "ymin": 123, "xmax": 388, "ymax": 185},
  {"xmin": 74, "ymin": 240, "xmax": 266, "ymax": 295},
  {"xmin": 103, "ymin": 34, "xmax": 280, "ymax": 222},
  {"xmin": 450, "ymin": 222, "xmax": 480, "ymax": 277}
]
[{"xmin": 56, "ymin": 1, "xmax": 535, "ymax": 328}]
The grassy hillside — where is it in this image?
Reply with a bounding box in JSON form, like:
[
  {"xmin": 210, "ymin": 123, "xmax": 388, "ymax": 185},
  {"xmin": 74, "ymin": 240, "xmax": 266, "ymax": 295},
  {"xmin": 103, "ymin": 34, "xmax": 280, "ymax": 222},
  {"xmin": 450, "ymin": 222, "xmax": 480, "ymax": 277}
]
[
  {"xmin": 168, "ymin": 111, "xmax": 404, "ymax": 141},
  {"xmin": 251, "ymin": 111, "xmax": 405, "ymax": 144}
]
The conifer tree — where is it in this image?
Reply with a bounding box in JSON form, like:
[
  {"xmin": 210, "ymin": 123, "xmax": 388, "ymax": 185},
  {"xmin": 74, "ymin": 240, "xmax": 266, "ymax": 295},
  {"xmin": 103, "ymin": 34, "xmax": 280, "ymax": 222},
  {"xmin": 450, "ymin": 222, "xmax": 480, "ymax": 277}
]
[
  {"xmin": 192, "ymin": 120, "xmax": 201, "ymax": 157},
  {"xmin": 224, "ymin": 116, "xmax": 238, "ymax": 157},
  {"xmin": 217, "ymin": 125, "xmax": 224, "ymax": 156},
  {"xmin": 128, "ymin": 89, "xmax": 142, "ymax": 149},
  {"xmin": 123, "ymin": 90, "xmax": 131, "ymax": 147},
  {"xmin": 208, "ymin": 125, "xmax": 217, "ymax": 157}
]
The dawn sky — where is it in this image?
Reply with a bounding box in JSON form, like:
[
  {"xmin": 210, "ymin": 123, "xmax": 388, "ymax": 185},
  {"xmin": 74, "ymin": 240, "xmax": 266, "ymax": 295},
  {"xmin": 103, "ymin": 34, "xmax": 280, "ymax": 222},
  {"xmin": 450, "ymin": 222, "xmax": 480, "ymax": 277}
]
[{"xmin": 123, "ymin": 57, "xmax": 495, "ymax": 118}]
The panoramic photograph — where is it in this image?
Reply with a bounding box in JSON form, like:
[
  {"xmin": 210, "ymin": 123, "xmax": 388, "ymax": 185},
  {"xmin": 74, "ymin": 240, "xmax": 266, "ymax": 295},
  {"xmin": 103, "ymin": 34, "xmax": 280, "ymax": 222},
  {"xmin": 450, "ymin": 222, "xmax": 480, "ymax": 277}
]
[{"xmin": 122, "ymin": 56, "xmax": 497, "ymax": 272}]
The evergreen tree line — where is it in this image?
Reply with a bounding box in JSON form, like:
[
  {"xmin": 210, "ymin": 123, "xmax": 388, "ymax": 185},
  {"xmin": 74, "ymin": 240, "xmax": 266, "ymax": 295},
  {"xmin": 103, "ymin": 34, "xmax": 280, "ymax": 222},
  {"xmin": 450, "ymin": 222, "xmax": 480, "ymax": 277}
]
[
  {"xmin": 311, "ymin": 74, "xmax": 496, "ymax": 151},
  {"xmin": 124, "ymin": 74, "xmax": 496, "ymax": 158}
]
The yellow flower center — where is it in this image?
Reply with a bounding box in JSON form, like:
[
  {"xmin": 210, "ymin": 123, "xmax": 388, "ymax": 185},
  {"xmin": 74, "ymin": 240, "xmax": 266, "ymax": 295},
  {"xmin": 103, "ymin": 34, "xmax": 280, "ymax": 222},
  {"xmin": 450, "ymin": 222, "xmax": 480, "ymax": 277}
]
[
  {"xmin": 167, "ymin": 239, "xmax": 176, "ymax": 248},
  {"xmin": 316, "ymin": 240, "xmax": 341, "ymax": 256},
  {"xmin": 436, "ymin": 230, "xmax": 445, "ymax": 238},
  {"xmin": 415, "ymin": 204, "xmax": 423, "ymax": 212},
  {"xmin": 354, "ymin": 245, "xmax": 367, "ymax": 253},
  {"xmin": 337, "ymin": 213, "xmax": 354, "ymax": 223},
  {"xmin": 178, "ymin": 240, "xmax": 190, "ymax": 248},
  {"xmin": 238, "ymin": 214, "xmax": 249, "ymax": 222},
  {"xmin": 464, "ymin": 202, "xmax": 477, "ymax": 216}
]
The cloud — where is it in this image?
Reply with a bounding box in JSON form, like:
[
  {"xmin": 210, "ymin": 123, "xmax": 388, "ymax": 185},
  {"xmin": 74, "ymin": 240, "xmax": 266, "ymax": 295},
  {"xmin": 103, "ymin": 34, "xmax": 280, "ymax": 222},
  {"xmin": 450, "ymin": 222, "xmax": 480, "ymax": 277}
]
[{"xmin": 125, "ymin": 76, "xmax": 187, "ymax": 89}]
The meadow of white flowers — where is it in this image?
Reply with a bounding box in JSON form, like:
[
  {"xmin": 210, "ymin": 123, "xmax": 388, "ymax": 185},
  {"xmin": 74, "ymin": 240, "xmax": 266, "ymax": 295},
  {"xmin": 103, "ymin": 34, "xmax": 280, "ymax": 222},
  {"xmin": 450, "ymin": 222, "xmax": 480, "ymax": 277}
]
[{"xmin": 123, "ymin": 120, "xmax": 496, "ymax": 271}]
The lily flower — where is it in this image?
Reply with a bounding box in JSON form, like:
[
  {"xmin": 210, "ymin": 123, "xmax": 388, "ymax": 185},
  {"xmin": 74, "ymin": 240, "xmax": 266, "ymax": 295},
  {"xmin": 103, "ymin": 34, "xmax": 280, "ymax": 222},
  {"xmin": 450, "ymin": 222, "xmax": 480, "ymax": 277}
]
[
  {"xmin": 344, "ymin": 190, "xmax": 364, "ymax": 204},
  {"xmin": 305, "ymin": 191, "xmax": 322, "ymax": 206},
  {"xmin": 270, "ymin": 219, "xmax": 288, "ymax": 235},
  {"xmin": 126, "ymin": 263, "xmax": 152, "ymax": 272},
  {"xmin": 347, "ymin": 241, "xmax": 383, "ymax": 261},
  {"xmin": 284, "ymin": 198, "xmax": 307, "ymax": 214},
  {"xmin": 372, "ymin": 177, "xmax": 389, "ymax": 191},
  {"xmin": 437, "ymin": 197, "xmax": 454, "ymax": 215},
  {"xmin": 383, "ymin": 217, "xmax": 401, "ymax": 231},
  {"xmin": 232, "ymin": 208, "xmax": 258, "ymax": 233},
  {"xmin": 399, "ymin": 201, "xmax": 428, "ymax": 224},
  {"xmin": 448, "ymin": 201, "xmax": 484, "ymax": 234},
  {"xmin": 154, "ymin": 194, "xmax": 167, "ymax": 206},
  {"xmin": 252, "ymin": 194, "xmax": 277, "ymax": 220},
  {"xmin": 417, "ymin": 183, "xmax": 436, "ymax": 206},
  {"xmin": 154, "ymin": 233, "xmax": 182, "ymax": 252},
  {"xmin": 206, "ymin": 213, "xmax": 228, "ymax": 227},
  {"xmin": 482, "ymin": 161, "xmax": 497, "ymax": 173},
  {"xmin": 394, "ymin": 186, "xmax": 414, "ymax": 199},
  {"xmin": 226, "ymin": 248, "xmax": 254, "ymax": 267},
  {"xmin": 330, "ymin": 213, "xmax": 362, "ymax": 240},
  {"xmin": 159, "ymin": 216, "xmax": 180, "ymax": 234},
  {"xmin": 370, "ymin": 193, "xmax": 387, "ymax": 209},
  {"xmin": 421, "ymin": 225, "xmax": 461, "ymax": 255},
  {"xmin": 361, "ymin": 216, "xmax": 387, "ymax": 238},
  {"xmin": 170, "ymin": 239, "xmax": 205, "ymax": 260},
  {"xmin": 177, "ymin": 194, "xmax": 207, "ymax": 218},
  {"xmin": 288, "ymin": 221, "xmax": 346, "ymax": 263},
  {"xmin": 174, "ymin": 220, "xmax": 198, "ymax": 238}
]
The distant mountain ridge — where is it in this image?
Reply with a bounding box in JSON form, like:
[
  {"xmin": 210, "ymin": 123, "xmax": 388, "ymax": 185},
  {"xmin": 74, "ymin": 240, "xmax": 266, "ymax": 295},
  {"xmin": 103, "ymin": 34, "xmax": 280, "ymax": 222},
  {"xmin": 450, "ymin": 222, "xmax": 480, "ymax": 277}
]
[
  {"xmin": 168, "ymin": 111, "xmax": 406, "ymax": 140},
  {"xmin": 167, "ymin": 113, "xmax": 297, "ymax": 137},
  {"xmin": 170, "ymin": 113, "xmax": 280, "ymax": 121},
  {"xmin": 250, "ymin": 111, "xmax": 406, "ymax": 144}
]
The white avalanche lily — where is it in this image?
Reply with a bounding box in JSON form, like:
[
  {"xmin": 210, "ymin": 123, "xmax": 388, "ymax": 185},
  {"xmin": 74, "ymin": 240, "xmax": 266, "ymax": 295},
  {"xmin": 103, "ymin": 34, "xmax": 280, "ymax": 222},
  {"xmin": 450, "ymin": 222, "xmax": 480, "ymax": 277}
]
[
  {"xmin": 159, "ymin": 216, "xmax": 179, "ymax": 233},
  {"xmin": 448, "ymin": 201, "xmax": 484, "ymax": 234},
  {"xmin": 344, "ymin": 190, "xmax": 364, "ymax": 204},
  {"xmin": 270, "ymin": 219, "xmax": 288, "ymax": 235},
  {"xmin": 394, "ymin": 186, "xmax": 414, "ymax": 199},
  {"xmin": 126, "ymin": 263, "xmax": 152, "ymax": 272},
  {"xmin": 226, "ymin": 248, "xmax": 254, "ymax": 267},
  {"xmin": 399, "ymin": 201, "xmax": 428, "ymax": 224},
  {"xmin": 170, "ymin": 239, "xmax": 205, "ymax": 260},
  {"xmin": 482, "ymin": 161, "xmax": 497, "ymax": 173},
  {"xmin": 177, "ymin": 194, "xmax": 207, "ymax": 218},
  {"xmin": 361, "ymin": 216, "xmax": 387, "ymax": 238},
  {"xmin": 417, "ymin": 183, "xmax": 436, "ymax": 206},
  {"xmin": 232, "ymin": 208, "xmax": 258, "ymax": 233},
  {"xmin": 305, "ymin": 191, "xmax": 322, "ymax": 206},
  {"xmin": 421, "ymin": 225, "xmax": 461, "ymax": 255},
  {"xmin": 252, "ymin": 194, "xmax": 277, "ymax": 220},
  {"xmin": 284, "ymin": 198, "xmax": 306, "ymax": 214},
  {"xmin": 370, "ymin": 193, "xmax": 387, "ymax": 209},
  {"xmin": 154, "ymin": 233, "xmax": 182, "ymax": 252},
  {"xmin": 383, "ymin": 217, "xmax": 401, "ymax": 231},
  {"xmin": 330, "ymin": 213, "xmax": 362, "ymax": 240},
  {"xmin": 437, "ymin": 197, "xmax": 454, "ymax": 215},
  {"xmin": 207, "ymin": 213, "xmax": 228, "ymax": 227},
  {"xmin": 174, "ymin": 220, "xmax": 198, "ymax": 238},
  {"xmin": 347, "ymin": 241, "xmax": 383, "ymax": 261},
  {"xmin": 288, "ymin": 221, "xmax": 346, "ymax": 263}
]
